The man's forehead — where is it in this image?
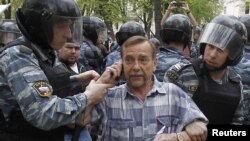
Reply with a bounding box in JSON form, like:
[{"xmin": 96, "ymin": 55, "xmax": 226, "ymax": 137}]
[
  {"xmin": 64, "ymin": 42, "xmax": 80, "ymax": 48},
  {"xmin": 124, "ymin": 52, "xmax": 149, "ymax": 57}
]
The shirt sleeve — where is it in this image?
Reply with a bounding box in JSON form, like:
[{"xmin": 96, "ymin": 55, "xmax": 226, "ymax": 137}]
[{"xmin": 170, "ymin": 84, "xmax": 208, "ymax": 130}]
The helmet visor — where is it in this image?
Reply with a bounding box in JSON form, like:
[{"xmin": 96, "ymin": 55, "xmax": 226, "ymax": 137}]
[
  {"xmin": 199, "ymin": 23, "xmax": 244, "ymax": 59},
  {"xmin": 49, "ymin": 15, "xmax": 82, "ymax": 50}
]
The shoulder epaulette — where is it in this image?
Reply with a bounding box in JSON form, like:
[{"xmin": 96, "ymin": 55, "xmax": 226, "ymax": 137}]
[{"xmin": 165, "ymin": 61, "xmax": 191, "ymax": 81}]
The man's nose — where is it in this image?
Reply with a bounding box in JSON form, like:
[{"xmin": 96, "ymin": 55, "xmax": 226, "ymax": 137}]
[
  {"xmin": 132, "ymin": 60, "xmax": 140, "ymax": 71},
  {"xmin": 209, "ymin": 48, "xmax": 217, "ymax": 58}
]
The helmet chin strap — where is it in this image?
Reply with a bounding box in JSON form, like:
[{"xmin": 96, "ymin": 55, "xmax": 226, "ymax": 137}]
[{"xmin": 204, "ymin": 61, "xmax": 227, "ymax": 72}]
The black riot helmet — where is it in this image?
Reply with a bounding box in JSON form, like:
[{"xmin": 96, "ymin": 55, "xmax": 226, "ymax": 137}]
[
  {"xmin": 15, "ymin": 0, "xmax": 82, "ymax": 49},
  {"xmin": 160, "ymin": 14, "xmax": 192, "ymax": 47},
  {"xmin": 116, "ymin": 21, "xmax": 145, "ymax": 46},
  {"xmin": 0, "ymin": 19, "xmax": 21, "ymax": 47},
  {"xmin": 199, "ymin": 15, "xmax": 247, "ymax": 66},
  {"xmin": 239, "ymin": 15, "xmax": 250, "ymax": 42},
  {"xmin": 149, "ymin": 37, "xmax": 161, "ymax": 51},
  {"xmin": 82, "ymin": 16, "xmax": 107, "ymax": 45}
]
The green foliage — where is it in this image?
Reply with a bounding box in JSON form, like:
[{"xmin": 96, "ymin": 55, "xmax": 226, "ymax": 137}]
[
  {"xmin": 98, "ymin": 1, "xmax": 127, "ymax": 23},
  {"xmin": 130, "ymin": 0, "xmax": 153, "ymax": 19},
  {"xmin": 4, "ymin": 0, "xmax": 223, "ymax": 37},
  {"xmin": 160, "ymin": 0, "xmax": 222, "ymax": 25},
  {"xmin": 77, "ymin": 0, "xmax": 129, "ymax": 23},
  {"xmin": 188, "ymin": 0, "xmax": 223, "ymax": 24},
  {"xmin": 3, "ymin": 0, "xmax": 222, "ymax": 25}
]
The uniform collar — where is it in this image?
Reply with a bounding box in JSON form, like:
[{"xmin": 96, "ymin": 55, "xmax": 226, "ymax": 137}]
[{"xmin": 159, "ymin": 45, "xmax": 183, "ymax": 55}]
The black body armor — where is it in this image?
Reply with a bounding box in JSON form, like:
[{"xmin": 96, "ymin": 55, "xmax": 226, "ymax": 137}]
[{"xmin": 192, "ymin": 59, "xmax": 241, "ymax": 124}]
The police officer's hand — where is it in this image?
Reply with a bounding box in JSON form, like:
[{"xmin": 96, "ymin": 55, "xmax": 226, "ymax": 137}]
[
  {"xmin": 184, "ymin": 120, "xmax": 208, "ymax": 141},
  {"xmin": 73, "ymin": 70, "xmax": 100, "ymax": 86},
  {"xmin": 96, "ymin": 61, "xmax": 122, "ymax": 85},
  {"xmin": 84, "ymin": 62, "xmax": 122, "ymax": 105},
  {"xmin": 84, "ymin": 79, "xmax": 113, "ymax": 105}
]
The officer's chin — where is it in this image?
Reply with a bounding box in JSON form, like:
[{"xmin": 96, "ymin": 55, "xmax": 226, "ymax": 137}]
[{"xmin": 204, "ymin": 62, "xmax": 225, "ymax": 72}]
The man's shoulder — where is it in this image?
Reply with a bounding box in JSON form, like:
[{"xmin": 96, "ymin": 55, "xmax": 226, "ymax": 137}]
[
  {"xmin": 165, "ymin": 60, "xmax": 193, "ymax": 80},
  {"xmin": 236, "ymin": 54, "xmax": 250, "ymax": 68},
  {"xmin": 1, "ymin": 45, "xmax": 33, "ymax": 59},
  {"xmin": 107, "ymin": 51, "xmax": 120, "ymax": 58},
  {"xmin": 164, "ymin": 60, "xmax": 199, "ymax": 94},
  {"xmin": 228, "ymin": 67, "xmax": 242, "ymax": 83}
]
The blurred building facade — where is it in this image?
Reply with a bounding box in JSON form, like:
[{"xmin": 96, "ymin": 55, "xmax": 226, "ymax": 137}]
[{"xmin": 222, "ymin": 0, "xmax": 250, "ymax": 17}]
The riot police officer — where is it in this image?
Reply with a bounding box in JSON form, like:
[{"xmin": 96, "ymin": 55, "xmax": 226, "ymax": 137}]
[
  {"xmin": 0, "ymin": 19, "xmax": 21, "ymax": 48},
  {"xmin": 79, "ymin": 16, "xmax": 107, "ymax": 74},
  {"xmin": 105, "ymin": 20, "xmax": 146, "ymax": 67},
  {"xmin": 234, "ymin": 14, "xmax": 250, "ymax": 125},
  {"xmin": 155, "ymin": 14, "xmax": 192, "ymax": 82},
  {"xmin": 0, "ymin": 0, "xmax": 121, "ymax": 141},
  {"xmin": 165, "ymin": 15, "xmax": 246, "ymax": 124}
]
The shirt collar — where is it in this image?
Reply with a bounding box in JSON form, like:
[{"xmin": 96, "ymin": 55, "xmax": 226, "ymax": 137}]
[{"xmin": 123, "ymin": 75, "xmax": 166, "ymax": 100}]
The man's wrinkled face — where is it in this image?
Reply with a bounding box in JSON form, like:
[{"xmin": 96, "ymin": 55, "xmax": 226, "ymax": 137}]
[{"xmin": 122, "ymin": 41, "xmax": 157, "ymax": 88}]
